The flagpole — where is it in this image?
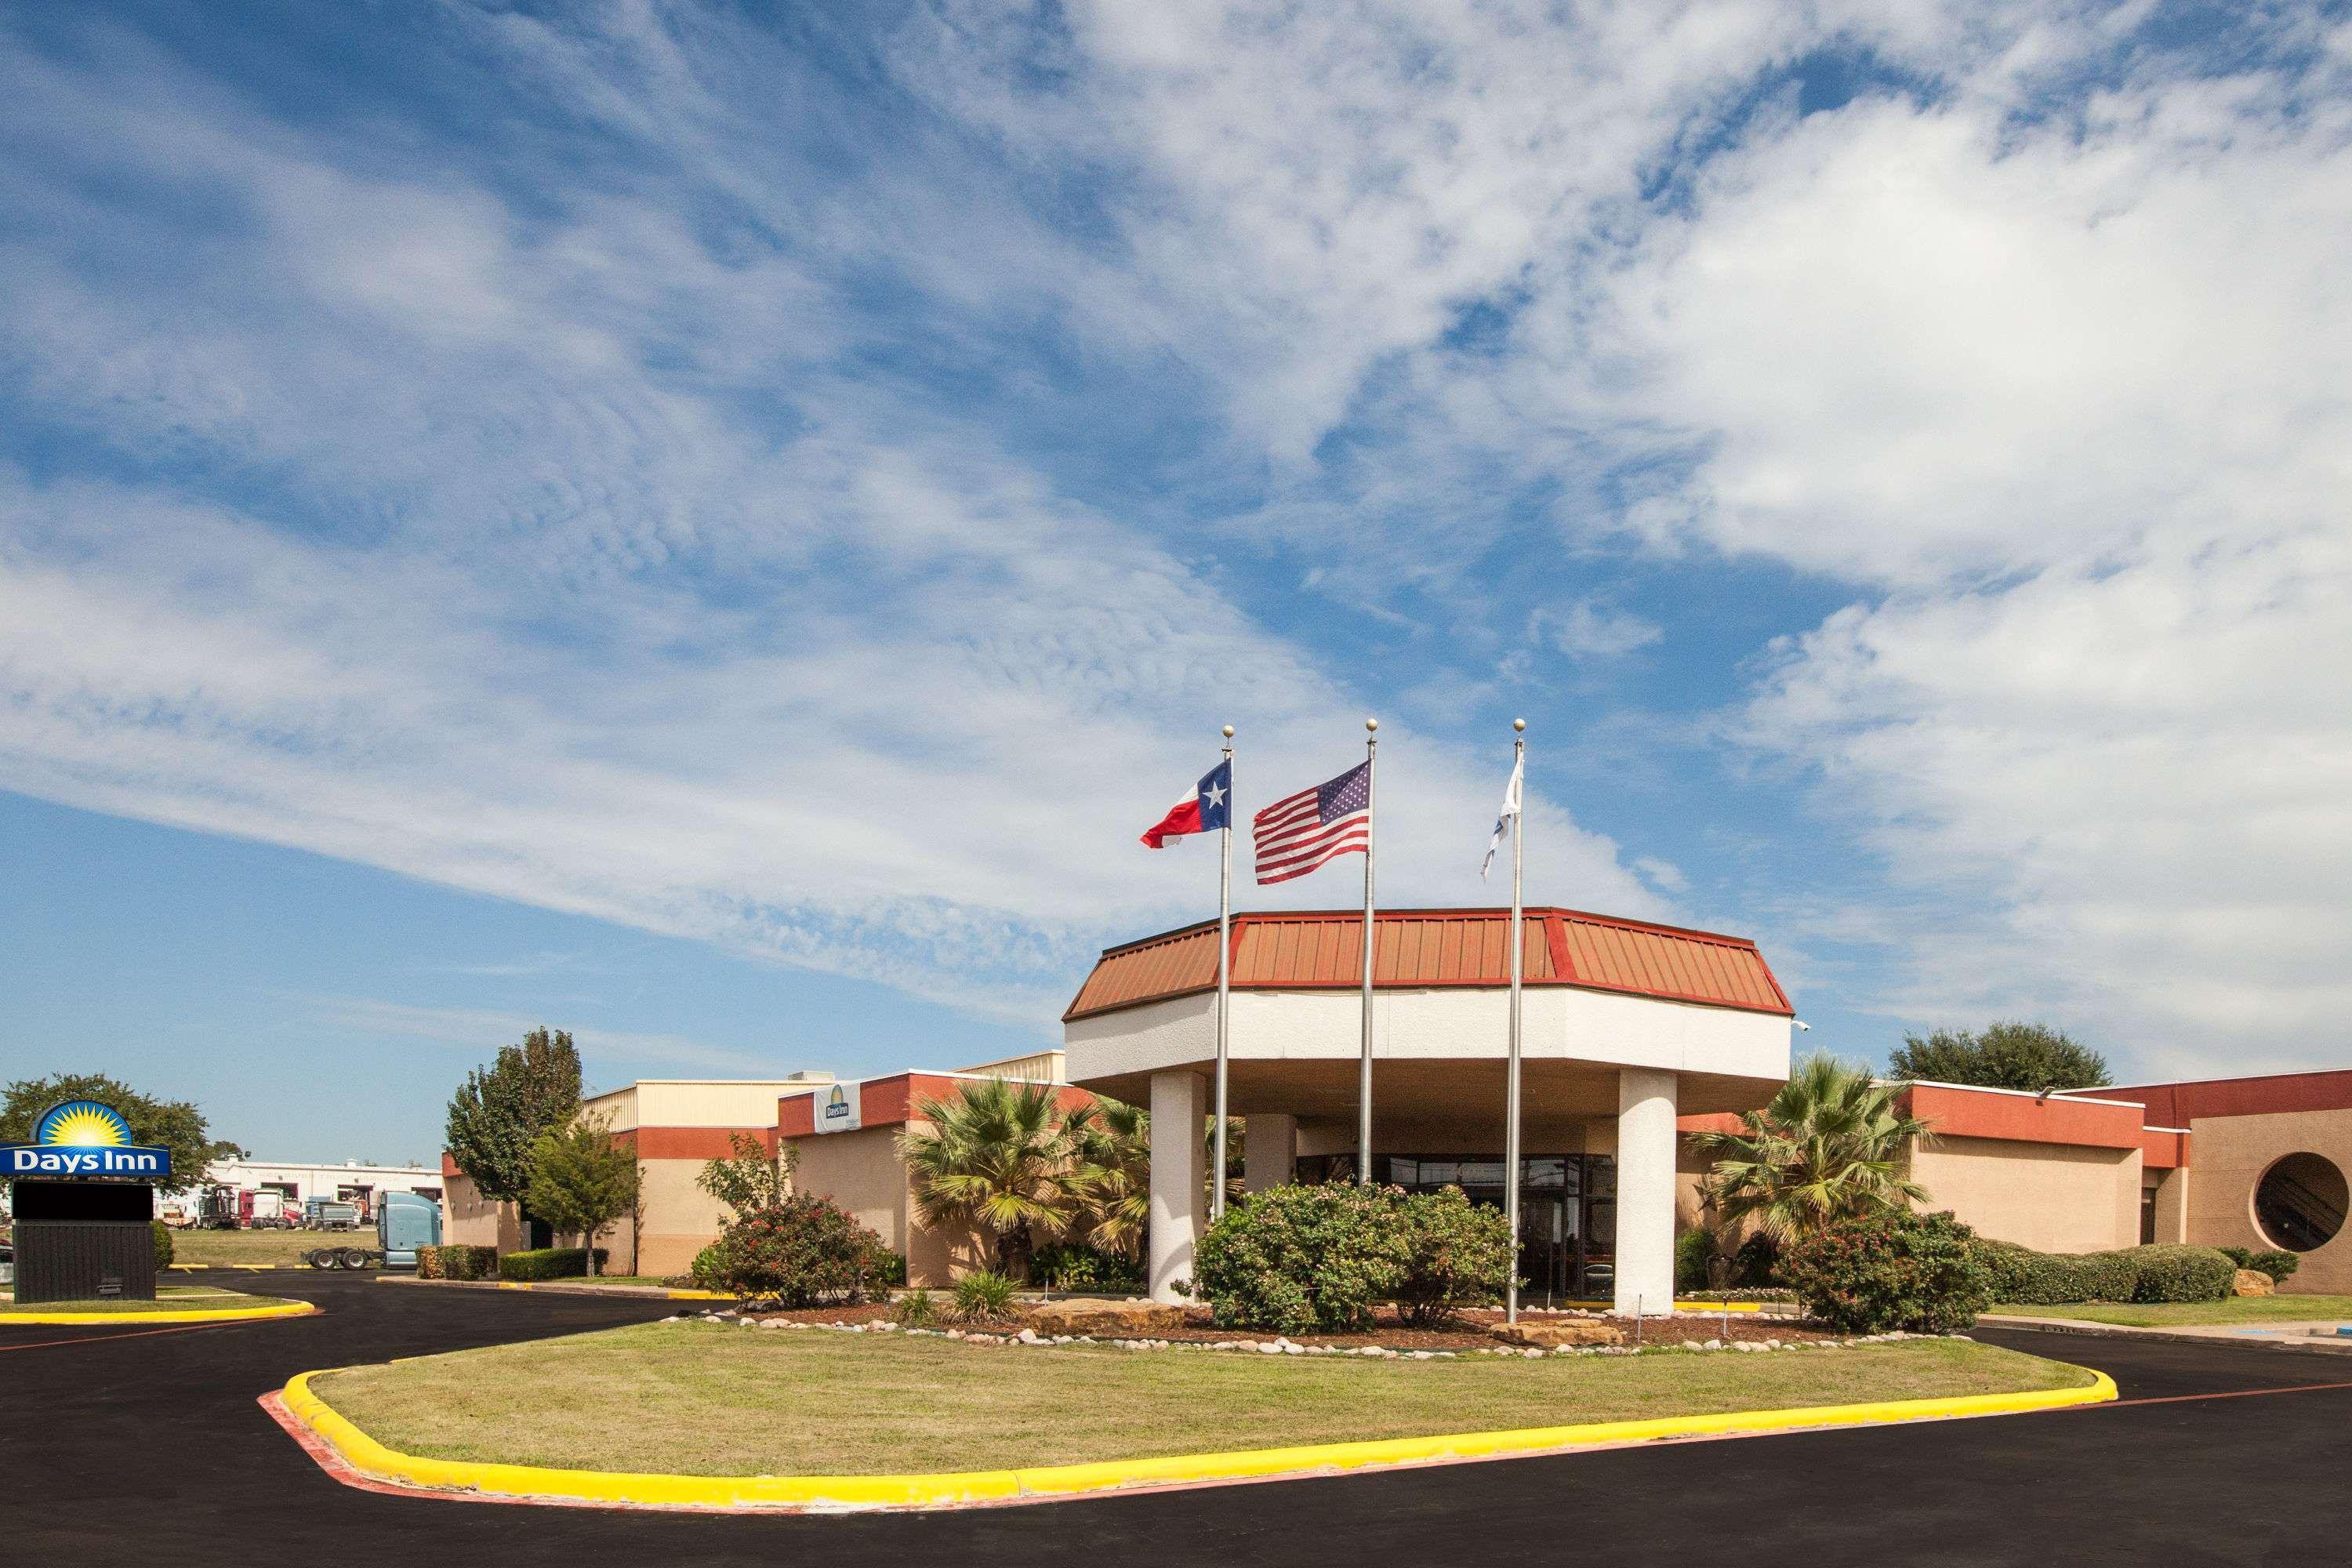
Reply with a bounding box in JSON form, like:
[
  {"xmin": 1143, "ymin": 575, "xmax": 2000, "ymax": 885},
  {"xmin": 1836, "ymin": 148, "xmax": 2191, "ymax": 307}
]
[
  {"xmin": 1505, "ymin": 718, "xmax": 1526, "ymax": 1325},
  {"xmin": 1358, "ymin": 717, "xmax": 1378, "ymax": 1186},
  {"xmin": 1212, "ymin": 724, "xmax": 1235, "ymax": 1221}
]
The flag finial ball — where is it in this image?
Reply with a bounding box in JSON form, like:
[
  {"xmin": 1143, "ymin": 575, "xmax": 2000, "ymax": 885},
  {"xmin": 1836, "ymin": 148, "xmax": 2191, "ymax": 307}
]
[
  {"xmin": 1364, "ymin": 717, "xmax": 1378, "ymax": 732},
  {"xmin": 1221, "ymin": 724, "xmax": 1234, "ymax": 738},
  {"xmin": 1513, "ymin": 717, "xmax": 1526, "ymax": 731}
]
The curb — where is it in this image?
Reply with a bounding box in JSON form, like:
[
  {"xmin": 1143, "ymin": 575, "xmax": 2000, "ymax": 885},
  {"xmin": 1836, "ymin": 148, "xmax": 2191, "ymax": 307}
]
[
  {"xmin": 1982, "ymin": 1315, "xmax": 2352, "ymax": 1354},
  {"xmin": 3, "ymin": 1298, "xmax": 318, "ymax": 1326},
  {"xmin": 275, "ymin": 1361, "xmax": 2117, "ymax": 1513},
  {"xmin": 374, "ymin": 1276, "xmax": 735, "ymax": 1302},
  {"xmin": 169, "ymin": 1264, "xmax": 289, "ymax": 1272}
]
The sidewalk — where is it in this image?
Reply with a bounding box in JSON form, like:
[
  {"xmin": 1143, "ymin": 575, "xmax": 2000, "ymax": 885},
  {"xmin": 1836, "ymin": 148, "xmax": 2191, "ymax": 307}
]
[{"xmin": 1982, "ymin": 1312, "xmax": 2352, "ymax": 1353}]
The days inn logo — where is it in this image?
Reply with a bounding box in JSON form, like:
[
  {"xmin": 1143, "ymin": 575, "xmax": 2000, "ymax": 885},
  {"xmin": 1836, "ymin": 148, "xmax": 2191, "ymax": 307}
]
[
  {"xmin": 822, "ymin": 1086, "xmax": 851, "ymax": 1122},
  {"xmin": 2, "ymin": 1100, "xmax": 173, "ymax": 1179}
]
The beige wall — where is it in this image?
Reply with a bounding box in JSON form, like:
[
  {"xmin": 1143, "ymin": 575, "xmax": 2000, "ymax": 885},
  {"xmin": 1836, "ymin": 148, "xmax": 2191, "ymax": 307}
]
[
  {"xmin": 2183, "ymin": 1108, "xmax": 2352, "ymax": 1294},
  {"xmin": 2149, "ymin": 1167, "xmax": 2190, "ymax": 1245},
  {"xmin": 615, "ymin": 1157, "xmax": 740, "ymax": 1279},
  {"xmin": 1909, "ymin": 1135, "xmax": 2141, "ymax": 1254},
  {"xmin": 441, "ymin": 1171, "xmax": 522, "ymax": 1252}
]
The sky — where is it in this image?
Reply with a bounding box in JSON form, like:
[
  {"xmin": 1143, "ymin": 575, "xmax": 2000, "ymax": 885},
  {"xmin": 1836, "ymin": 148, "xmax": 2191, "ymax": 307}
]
[{"xmin": 2, "ymin": 1, "xmax": 2347, "ymax": 1163}]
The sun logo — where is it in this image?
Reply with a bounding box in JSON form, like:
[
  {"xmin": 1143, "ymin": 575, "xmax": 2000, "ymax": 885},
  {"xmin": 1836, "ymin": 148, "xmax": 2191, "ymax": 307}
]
[{"xmin": 34, "ymin": 1100, "xmax": 135, "ymax": 1148}]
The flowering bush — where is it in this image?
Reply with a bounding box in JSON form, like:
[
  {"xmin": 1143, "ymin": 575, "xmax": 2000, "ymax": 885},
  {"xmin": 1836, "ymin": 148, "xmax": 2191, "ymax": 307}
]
[
  {"xmin": 1780, "ymin": 1210, "xmax": 1991, "ymax": 1334},
  {"xmin": 710, "ymin": 1194, "xmax": 894, "ymax": 1307}
]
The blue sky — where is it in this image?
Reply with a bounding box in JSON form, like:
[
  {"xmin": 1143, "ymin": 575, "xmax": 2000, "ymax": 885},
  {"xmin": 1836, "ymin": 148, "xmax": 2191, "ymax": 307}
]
[{"xmin": 4, "ymin": 2, "xmax": 2347, "ymax": 1160}]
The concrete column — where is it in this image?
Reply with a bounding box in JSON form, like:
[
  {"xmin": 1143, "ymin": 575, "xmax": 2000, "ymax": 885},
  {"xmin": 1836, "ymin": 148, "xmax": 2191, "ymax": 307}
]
[
  {"xmin": 2153, "ymin": 1166, "xmax": 2190, "ymax": 1245},
  {"xmin": 1243, "ymin": 1113, "xmax": 1298, "ymax": 1193},
  {"xmin": 1148, "ymin": 1069, "xmax": 1208, "ymax": 1303},
  {"xmin": 1614, "ymin": 1067, "xmax": 1679, "ymax": 1317}
]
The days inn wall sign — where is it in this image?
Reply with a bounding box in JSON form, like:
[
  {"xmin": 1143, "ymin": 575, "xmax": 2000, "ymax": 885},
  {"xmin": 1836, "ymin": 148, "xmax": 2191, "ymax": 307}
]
[{"xmin": 2, "ymin": 1100, "xmax": 174, "ymax": 1179}]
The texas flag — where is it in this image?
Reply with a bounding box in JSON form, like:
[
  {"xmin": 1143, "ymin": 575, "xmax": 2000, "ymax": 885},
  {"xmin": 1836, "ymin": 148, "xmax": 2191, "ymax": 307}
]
[{"xmin": 1140, "ymin": 759, "xmax": 1233, "ymax": 848}]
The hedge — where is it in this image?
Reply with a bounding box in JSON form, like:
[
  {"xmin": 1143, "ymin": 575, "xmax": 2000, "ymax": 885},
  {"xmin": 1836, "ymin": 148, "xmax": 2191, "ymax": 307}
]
[
  {"xmin": 1976, "ymin": 1240, "xmax": 2235, "ymax": 1304},
  {"xmin": 417, "ymin": 1244, "xmax": 498, "ymax": 1280},
  {"xmin": 496, "ymin": 1247, "xmax": 610, "ymax": 1281},
  {"xmin": 1192, "ymin": 1183, "xmax": 1513, "ymax": 1334},
  {"xmin": 2218, "ymin": 1245, "xmax": 2302, "ymax": 1283},
  {"xmin": 152, "ymin": 1219, "xmax": 174, "ymax": 1270}
]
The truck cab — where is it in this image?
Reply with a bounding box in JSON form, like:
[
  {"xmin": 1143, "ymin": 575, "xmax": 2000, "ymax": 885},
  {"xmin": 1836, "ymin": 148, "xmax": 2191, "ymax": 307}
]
[{"xmin": 376, "ymin": 1189, "xmax": 442, "ymax": 1269}]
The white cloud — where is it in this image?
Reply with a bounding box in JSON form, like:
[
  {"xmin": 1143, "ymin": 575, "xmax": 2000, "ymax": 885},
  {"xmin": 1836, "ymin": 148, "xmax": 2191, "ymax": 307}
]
[
  {"xmin": 1534, "ymin": 601, "xmax": 1664, "ymax": 659},
  {"xmin": 287, "ymin": 995, "xmax": 786, "ymax": 1079}
]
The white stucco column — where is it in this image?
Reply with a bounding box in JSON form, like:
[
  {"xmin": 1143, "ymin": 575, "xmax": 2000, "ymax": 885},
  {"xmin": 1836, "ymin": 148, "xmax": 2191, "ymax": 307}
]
[
  {"xmin": 1148, "ymin": 1069, "xmax": 1208, "ymax": 1303},
  {"xmin": 1614, "ymin": 1066, "xmax": 1679, "ymax": 1317},
  {"xmin": 1243, "ymin": 1113, "xmax": 1298, "ymax": 1193}
]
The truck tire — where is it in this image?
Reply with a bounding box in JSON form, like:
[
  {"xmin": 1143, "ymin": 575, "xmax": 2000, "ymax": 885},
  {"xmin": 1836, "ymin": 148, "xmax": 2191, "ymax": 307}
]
[
  {"xmin": 306, "ymin": 1249, "xmax": 332, "ymax": 1269},
  {"xmin": 340, "ymin": 1247, "xmax": 372, "ymax": 1270}
]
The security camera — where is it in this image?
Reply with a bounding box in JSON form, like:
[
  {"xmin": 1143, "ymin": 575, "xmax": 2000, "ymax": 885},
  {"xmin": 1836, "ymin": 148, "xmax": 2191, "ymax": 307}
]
[{"xmin": 1795, "ymin": 1019, "xmax": 1812, "ymax": 1032}]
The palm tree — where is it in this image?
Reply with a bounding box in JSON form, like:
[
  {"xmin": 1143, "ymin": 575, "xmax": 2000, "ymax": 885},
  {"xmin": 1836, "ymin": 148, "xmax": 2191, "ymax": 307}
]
[
  {"xmin": 898, "ymin": 1079, "xmax": 1081, "ymax": 1276},
  {"xmin": 1066, "ymin": 1095, "xmax": 1150, "ymax": 1261},
  {"xmin": 1689, "ymin": 1052, "xmax": 1934, "ymax": 1240}
]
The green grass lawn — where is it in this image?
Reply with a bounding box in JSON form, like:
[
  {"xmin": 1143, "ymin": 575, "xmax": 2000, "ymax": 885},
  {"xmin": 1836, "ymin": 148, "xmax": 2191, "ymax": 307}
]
[
  {"xmin": 314, "ymin": 1323, "xmax": 2096, "ymax": 1477},
  {"xmin": 0, "ymin": 1286, "xmax": 282, "ymax": 1314},
  {"xmin": 1991, "ymin": 1294, "xmax": 2352, "ymax": 1327},
  {"xmin": 169, "ymin": 1229, "xmax": 364, "ymax": 1267}
]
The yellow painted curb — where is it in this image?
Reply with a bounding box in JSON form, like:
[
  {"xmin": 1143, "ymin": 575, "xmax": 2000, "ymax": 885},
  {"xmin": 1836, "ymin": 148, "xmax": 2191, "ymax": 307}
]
[
  {"xmin": 5, "ymin": 1298, "xmax": 318, "ymax": 1326},
  {"xmin": 281, "ymin": 1361, "xmax": 2118, "ymax": 1512},
  {"xmin": 169, "ymin": 1264, "xmax": 288, "ymax": 1272}
]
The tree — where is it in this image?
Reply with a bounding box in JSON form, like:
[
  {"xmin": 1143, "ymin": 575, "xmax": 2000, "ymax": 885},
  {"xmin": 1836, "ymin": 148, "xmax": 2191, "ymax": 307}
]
[
  {"xmin": 444, "ymin": 1027, "xmax": 583, "ymax": 1205},
  {"xmin": 1, "ymin": 1073, "xmax": 239, "ymax": 1196},
  {"xmin": 1068, "ymin": 1095, "xmax": 1149, "ymax": 1260},
  {"xmin": 522, "ymin": 1113, "xmax": 640, "ymax": 1277},
  {"xmin": 897, "ymin": 1078, "xmax": 1081, "ymax": 1277},
  {"xmin": 697, "ymin": 1130, "xmax": 798, "ymax": 1220},
  {"xmin": 1690, "ymin": 1051, "xmax": 1934, "ymax": 1241},
  {"xmin": 1889, "ymin": 1021, "xmax": 2111, "ymax": 1091}
]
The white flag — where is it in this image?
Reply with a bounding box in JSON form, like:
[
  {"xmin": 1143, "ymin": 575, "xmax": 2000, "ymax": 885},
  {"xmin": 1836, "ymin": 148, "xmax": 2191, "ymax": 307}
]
[{"xmin": 1479, "ymin": 752, "xmax": 1523, "ymax": 880}]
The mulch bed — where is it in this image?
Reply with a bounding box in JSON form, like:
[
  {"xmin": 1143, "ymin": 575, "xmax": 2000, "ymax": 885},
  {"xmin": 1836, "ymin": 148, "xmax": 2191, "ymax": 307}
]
[{"xmin": 731, "ymin": 1300, "xmax": 1836, "ymax": 1351}]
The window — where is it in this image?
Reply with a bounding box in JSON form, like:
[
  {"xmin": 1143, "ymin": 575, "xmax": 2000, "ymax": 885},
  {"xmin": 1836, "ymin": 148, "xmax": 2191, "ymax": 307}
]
[{"xmin": 2254, "ymin": 1152, "xmax": 2347, "ymax": 1253}]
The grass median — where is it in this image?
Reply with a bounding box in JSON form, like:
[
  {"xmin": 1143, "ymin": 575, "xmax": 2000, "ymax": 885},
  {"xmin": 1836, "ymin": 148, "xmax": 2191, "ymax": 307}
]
[
  {"xmin": 313, "ymin": 1323, "xmax": 2095, "ymax": 1477},
  {"xmin": 1992, "ymin": 1294, "xmax": 2352, "ymax": 1327},
  {"xmin": 0, "ymin": 1285, "xmax": 281, "ymax": 1314}
]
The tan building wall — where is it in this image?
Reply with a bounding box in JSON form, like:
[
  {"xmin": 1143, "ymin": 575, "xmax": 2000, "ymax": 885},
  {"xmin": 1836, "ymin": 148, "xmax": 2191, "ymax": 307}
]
[
  {"xmin": 2183, "ymin": 1107, "xmax": 2352, "ymax": 1294},
  {"xmin": 440, "ymin": 1168, "xmax": 524, "ymax": 1253},
  {"xmin": 785, "ymin": 1120, "xmax": 989, "ymax": 1287},
  {"xmin": 1909, "ymin": 1134, "xmax": 2141, "ymax": 1254}
]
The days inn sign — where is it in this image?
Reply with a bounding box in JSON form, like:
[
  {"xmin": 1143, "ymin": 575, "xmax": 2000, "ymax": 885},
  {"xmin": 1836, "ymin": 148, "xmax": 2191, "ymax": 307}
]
[{"xmin": 2, "ymin": 1100, "xmax": 173, "ymax": 1179}]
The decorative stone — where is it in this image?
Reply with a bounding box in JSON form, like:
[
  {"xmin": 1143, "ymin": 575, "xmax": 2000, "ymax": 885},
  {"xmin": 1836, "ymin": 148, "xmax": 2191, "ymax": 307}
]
[
  {"xmin": 1023, "ymin": 1299, "xmax": 1189, "ymax": 1336},
  {"xmin": 2234, "ymin": 1269, "xmax": 2276, "ymax": 1298},
  {"xmin": 1490, "ymin": 1319, "xmax": 1628, "ymax": 1349}
]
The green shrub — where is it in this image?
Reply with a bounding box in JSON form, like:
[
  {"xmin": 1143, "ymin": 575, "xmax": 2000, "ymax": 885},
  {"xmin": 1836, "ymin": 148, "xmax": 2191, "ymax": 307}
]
[
  {"xmin": 1780, "ymin": 1210, "xmax": 1991, "ymax": 1334},
  {"xmin": 1194, "ymin": 1182, "xmax": 1413, "ymax": 1335},
  {"xmin": 709, "ymin": 1194, "xmax": 892, "ymax": 1306},
  {"xmin": 898, "ymin": 1287, "xmax": 938, "ymax": 1327},
  {"xmin": 1394, "ymin": 1187, "xmax": 1515, "ymax": 1326},
  {"xmin": 1675, "ymin": 1229, "xmax": 1715, "ymax": 1293},
  {"xmin": 152, "ymin": 1220, "xmax": 173, "ymax": 1271},
  {"xmin": 2129, "ymin": 1245, "xmax": 2235, "ymax": 1303},
  {"xmin": 687, "ymin": 1243, "xmax": 724, "ymax": 1290},
  {"xmin": 1976, "ymin": 1240, "xmax": 2233, "ymax": 1303},
  {"xmin": 416, "ymin": 1244, "xmax": 498, "ymax": 1280},
  {"xmin": 2216, "ymin": 1245, "xmax": 2252, "ymax": 1269},
  {"xmin": 2251, "ymin": 1249, "xmax": 2300, "ymax": 1283},
  {"xmin": 953, "ymin": 1269, "xmax": 1018, "ymax": 1321},
  {"xmin": 876, "ymin": 1250, "xmax": 909, "ymax": 1288},
  {"xmin": 1031, "ymin": 1243, "xmax": 1145, "ymax": 1294},
  {"xmin": 496, "ymin": 1247, "xmax": 610, "ymax": 1282}
]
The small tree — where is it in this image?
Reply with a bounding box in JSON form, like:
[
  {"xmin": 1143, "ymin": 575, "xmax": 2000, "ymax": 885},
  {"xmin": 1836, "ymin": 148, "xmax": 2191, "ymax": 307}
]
[
  {"xmin": 698, "ymin": 1130, "xmax": 798, "ymax": 1220},
  {"xmin": 522, "ymin": 1113, "xmax": 640, "ymax": 1277},
  {"xmin": 1889, "ymin": 1022, "xmax": 2111, "ymax": 1091},
  {"xmin": 445, "ymin": 1027, "xmax": 583, "ymax": 1207},
  {"xmin": 1067, "ymin": 1096, "xmax": 1149, "ymax": 1261},
  {"xmin": 1, "ymin": 1073, "xmax": 240, "ymax": 1196}
]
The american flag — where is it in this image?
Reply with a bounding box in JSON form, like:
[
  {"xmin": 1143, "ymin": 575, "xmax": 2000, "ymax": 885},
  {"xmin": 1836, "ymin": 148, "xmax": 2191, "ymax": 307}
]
[{"xmin": 1254, "ymin": 761, "xmax": 1372, "ymax": 885}]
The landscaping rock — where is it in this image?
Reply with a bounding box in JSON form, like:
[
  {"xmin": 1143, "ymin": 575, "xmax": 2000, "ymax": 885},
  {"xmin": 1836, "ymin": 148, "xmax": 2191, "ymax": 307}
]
[
  {"xmin": 2234, "ymin": 1269, "xmax": 2276, "ymax": 1298},
  {"xmin": 1489, "ymin": 1319, "xmax": 1628, "ymax": 1349},
  {"xmin": 1022, "ymin": 1299, "xmax": 1189, "ymax": 1336}
]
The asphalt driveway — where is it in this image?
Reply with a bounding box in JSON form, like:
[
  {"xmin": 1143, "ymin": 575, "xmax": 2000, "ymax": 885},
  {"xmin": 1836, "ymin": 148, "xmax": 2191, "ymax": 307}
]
[{"xmin": 5, "ymin": 1272, "xmax": 2347, "ymax": 1566}]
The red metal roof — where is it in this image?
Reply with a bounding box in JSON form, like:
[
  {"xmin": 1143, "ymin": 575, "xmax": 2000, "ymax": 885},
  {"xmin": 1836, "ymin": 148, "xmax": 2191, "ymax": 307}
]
[{"xmin": 1063, "ymin": 908, "xmax": 1792, "ymax": 1022}]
